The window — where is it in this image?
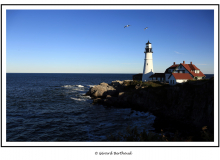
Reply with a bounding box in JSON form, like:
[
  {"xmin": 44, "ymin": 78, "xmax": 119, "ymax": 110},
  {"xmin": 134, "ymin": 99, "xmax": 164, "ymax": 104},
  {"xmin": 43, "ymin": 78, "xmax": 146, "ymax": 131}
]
[{"xmin": 173, "ymin": 80, "xmax": 174, "ymax": 84}]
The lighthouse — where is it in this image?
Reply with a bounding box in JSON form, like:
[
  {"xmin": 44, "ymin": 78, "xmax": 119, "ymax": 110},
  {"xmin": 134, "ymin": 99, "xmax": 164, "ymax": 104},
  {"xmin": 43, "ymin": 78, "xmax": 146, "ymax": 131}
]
[{"xmin": 142, "ymin": 40, "xmax": 154, "ymax": 81}]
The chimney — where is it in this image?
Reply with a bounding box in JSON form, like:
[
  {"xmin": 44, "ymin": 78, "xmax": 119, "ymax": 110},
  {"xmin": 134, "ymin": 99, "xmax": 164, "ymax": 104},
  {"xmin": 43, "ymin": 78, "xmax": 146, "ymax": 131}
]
[
  {"xmin": 190, "ymin": 61, "xmax": 192, "ymax": 64},
  {"xmin": 173, "ymin": 62, "xmax": 176, "ymax": 65},
  {"xmin": 183, "ymin": 61, "xmax": 185, "ymax": 64}
]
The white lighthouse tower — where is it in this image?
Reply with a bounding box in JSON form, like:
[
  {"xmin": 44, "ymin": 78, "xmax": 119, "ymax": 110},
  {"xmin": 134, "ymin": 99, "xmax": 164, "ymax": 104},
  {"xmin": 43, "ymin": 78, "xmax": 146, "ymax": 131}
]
[{"xmin": 142, "ymin": 40, "xmax": 154, "ymax": 82}]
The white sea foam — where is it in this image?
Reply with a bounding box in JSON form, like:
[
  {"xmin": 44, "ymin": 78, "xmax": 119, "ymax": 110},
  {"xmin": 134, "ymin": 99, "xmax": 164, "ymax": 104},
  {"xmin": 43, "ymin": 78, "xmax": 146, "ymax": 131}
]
[
  {"xmin": 80, "ymin": 95, "xmax": 91, "ymax": 99},
  {"xmin": 62, "ymin": 85, "xmax": 75, "ymax": 88},
  {"xmin": 87, "ymin": 85, "xmax": 95, "ymax": 88},
  {"xmin": 70, "ymin": 97, "xmax": 87, "ymax": 101},
  {"xmin": 75, "ymin": 85, "xmax": 84, "ymax": 88},
  {"xmin": 62, "ymin": 85, "xmax": 84, "ymax": 88},
  {"xmin": 62, "ymin": 85, "xmax": 86, "ymax": 93}
]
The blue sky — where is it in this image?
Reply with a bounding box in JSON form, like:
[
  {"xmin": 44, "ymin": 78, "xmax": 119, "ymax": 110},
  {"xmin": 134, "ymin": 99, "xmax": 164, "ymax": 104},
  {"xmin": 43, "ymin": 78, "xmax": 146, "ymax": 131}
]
[{"xmin": 6, "ymin": 10, "xmax": 214, "ymax": 74}]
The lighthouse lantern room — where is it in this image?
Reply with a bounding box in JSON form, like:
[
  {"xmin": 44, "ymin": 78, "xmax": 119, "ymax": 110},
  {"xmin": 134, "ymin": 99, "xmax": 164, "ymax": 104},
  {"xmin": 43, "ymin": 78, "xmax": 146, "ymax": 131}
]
[{"xmin": 142, "ymin": 40, "xmax": 154, "ymax": 81}]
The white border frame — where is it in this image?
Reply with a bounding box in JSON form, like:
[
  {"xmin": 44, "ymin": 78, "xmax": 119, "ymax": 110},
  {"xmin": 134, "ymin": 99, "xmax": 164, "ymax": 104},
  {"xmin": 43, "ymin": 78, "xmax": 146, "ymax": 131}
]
[{"xmin": 1, "ymin": 4, "xmax": 219, "ymax": 147}]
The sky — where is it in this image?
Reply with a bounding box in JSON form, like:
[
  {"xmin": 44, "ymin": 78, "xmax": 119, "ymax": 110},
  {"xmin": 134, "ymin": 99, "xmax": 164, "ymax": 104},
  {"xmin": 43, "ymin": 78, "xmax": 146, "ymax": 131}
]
[{"xmin": 6, "ymin": 9, "xmax": 214, "ymax": 74}]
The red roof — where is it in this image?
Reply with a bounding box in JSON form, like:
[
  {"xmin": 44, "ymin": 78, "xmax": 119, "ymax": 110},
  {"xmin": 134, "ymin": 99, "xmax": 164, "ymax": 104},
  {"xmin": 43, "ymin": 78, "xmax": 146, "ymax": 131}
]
[
  {"xmin": 181, "ymin": 63, "xmax": 205, "ymax": 77},
  {"xmin": 164, "ymin": 65, "xmax": 179, "ymax": 73},
  {"xmin": 170, "ymin": 64, "xmax": 179, "ymax": 68},
  {"xmin": 172, "ymin": 73, "xmax": 193, "ymax": 80},
  {"xmin": 165, "ymin": 62, "xmax": 205, "ymax": 78}
]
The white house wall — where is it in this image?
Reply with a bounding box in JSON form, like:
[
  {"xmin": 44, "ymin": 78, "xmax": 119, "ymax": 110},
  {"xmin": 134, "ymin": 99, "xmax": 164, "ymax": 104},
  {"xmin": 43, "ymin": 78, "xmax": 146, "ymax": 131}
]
[
  {"xmin": 168, "ymin": 75, "xmax": 189, "ymax": 85},
  {"xmin": 169, "ymin": 75, "xmax": 176, "ymax": 85},
  {"xmin": 176, "ymin": 79, "xmax": 188, "ymax": 83}
]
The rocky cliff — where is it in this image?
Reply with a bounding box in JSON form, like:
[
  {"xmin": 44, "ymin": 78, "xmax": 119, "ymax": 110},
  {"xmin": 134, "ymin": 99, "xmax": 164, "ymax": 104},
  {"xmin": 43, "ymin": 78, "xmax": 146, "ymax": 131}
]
[{"xmin": 86, "ymin": 79, "xmax": 214, "ymax": 132}]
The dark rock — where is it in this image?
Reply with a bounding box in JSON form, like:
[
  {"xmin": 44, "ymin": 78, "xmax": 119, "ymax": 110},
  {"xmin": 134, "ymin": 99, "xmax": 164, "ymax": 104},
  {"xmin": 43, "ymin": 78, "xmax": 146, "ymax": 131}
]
[
  {"xmin": 87, "ymin": 79, "xmax": 214, "ymax": 133},
  {"xmin": 93, "ymin": 98, "xmax": 104, "ymax": 104}
]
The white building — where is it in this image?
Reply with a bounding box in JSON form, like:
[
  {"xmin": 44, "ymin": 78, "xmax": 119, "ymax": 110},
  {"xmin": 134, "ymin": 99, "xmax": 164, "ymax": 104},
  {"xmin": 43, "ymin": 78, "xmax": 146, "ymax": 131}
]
[
  {"xmin": 168, "ymin": 73, "xmax": 193, "ymax": 85},
  {"xmin": 164, "ymin": 61, "xmax": 206, "ymax": 84},
  {"xmin": 142, "ymin": 41, "xmax": 154, "ymax": 82},
  {"xmin": 148, "ymin": 61, "xmax": 206, "ymax": 85}
]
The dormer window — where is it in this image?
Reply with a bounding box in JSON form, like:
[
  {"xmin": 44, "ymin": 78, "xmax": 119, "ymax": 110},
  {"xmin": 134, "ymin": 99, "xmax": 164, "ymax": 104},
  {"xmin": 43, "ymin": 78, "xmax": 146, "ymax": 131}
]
[{"xmin": 195, "ymin": 70, "xmax": 200, "ymax": 73}]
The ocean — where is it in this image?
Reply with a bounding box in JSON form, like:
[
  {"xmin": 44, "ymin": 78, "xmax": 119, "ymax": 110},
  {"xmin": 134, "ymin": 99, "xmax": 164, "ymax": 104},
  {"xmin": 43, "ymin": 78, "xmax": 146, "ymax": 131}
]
[
  {"xmin": 6, "ymin": 73, "xmax": 214, "ymax": 141},
  {"xmin": 6, "ymin": 73, "xmax": 156, "ymax": 141}
]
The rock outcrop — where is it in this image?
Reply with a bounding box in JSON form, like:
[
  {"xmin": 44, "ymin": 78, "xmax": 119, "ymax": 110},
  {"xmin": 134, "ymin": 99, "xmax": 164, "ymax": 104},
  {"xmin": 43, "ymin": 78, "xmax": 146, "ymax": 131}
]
[
  {"xmin": 86, "ymin": 79, "xmax": 214, "ymax": 132},
  {"xmin": 86, "ymin": 80, "xmax": 126, "ymax": 98},
  {"xmin": 86, "ymin": 82, "xmax": 116, "ymax": 98}
]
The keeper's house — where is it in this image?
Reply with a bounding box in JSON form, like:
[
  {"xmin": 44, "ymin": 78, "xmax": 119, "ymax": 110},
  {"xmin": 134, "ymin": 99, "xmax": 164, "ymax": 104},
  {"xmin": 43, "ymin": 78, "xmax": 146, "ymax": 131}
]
[
  {"xmin": 163, "ymin": 61, "xmax": 205, "ymax": 85},
  {"xmin": 133, "ymin": 61, "xmax": 206, "ymax": 85}
]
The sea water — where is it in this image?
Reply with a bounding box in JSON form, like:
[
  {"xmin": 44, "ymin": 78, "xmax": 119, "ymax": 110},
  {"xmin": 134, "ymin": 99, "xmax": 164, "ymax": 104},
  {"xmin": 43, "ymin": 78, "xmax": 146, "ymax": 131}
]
[
  {"xmin": 6, "ymin": 73, "xmax": 214, "ymax": 141},
  {"xmin": 6, "ymin": 73, "xmax": 156, "ymax": 141}
]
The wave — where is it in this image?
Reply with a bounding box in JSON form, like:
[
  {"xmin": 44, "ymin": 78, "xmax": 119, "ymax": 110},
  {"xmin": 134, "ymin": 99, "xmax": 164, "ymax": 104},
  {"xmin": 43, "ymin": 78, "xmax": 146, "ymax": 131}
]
[
  {"xmin": 70, "ymin": 95, "xmax": 91, "ymax": 101},
  {"xmin": 70, "ymin": 97, "xmax": 87, "ymax": 101},
  {"xmin": 75, "ymin": 85, "xmax": 84, "ymax": 88},
  {"xmin": 62, "ymin": 85, "xmax": 84, "ymax": 88},
  {"xmin": 62, "ymin": 85, "xmax": 75, "ymax": 88},
  {"xmin": 62, "ymin": 84, "xmax": 96, "ymax": 89},
  {"xmin": 87, "ymin": 85, "xmax": 94, "ymax": 88}
]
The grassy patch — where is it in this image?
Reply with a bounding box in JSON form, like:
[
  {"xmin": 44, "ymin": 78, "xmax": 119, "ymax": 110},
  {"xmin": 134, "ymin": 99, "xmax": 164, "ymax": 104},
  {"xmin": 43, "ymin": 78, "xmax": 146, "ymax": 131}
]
[{"xmin": 123, "ymin": 80, "xmax": 165, "ymax": 88}]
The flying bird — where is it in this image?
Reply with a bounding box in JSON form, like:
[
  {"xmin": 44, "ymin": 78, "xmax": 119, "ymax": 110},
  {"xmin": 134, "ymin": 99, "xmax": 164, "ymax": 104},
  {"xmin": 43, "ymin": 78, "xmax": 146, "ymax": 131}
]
[
  {"xmin": 124, "ymin": 25, "xmax": 130, "ymax": 28},
  {"xmin": 144, "ymin": 27, "xmax": 148, "ymax": 30}
]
